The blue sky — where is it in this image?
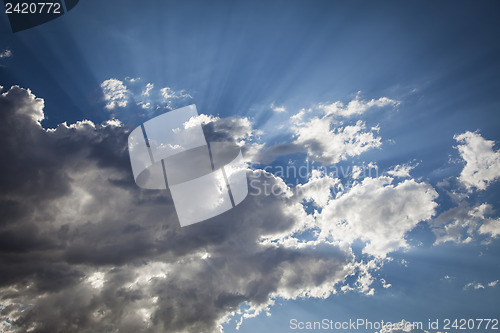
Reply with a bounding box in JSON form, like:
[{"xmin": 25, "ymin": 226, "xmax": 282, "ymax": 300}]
[{"xmin": 1, "ymin": 1, "xmax": 500, "ymax": 332}]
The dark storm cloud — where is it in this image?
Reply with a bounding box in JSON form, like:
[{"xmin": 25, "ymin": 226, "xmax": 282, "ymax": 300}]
[{"xmin": 0, "ymin": 86, "xmax": 353, "ymax": 332}]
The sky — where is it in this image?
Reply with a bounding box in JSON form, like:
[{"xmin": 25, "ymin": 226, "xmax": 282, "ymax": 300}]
[{"xmin": 0, "ymin": 0, "xmax": 500, "ymax": 332}]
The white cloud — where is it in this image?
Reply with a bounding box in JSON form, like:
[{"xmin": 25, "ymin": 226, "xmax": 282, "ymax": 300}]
[
  {"xmin": 100, "ymin": 79, "xmax": 193, "ymax": 112},
  {"xmin": 183, "ymin": 114, "xmax": 218, "ymax": 129},
  {"xmin": 464, "ymin": 282, "xmax": 485, "ymax": 290},
  {"xmin": 455, "ymin": 131, "xmax": 500, "ymax": 191},
  {"xmin": 295, "ymin": 170, "xmax": 340, "ymax": 208},
  {"xmin": 137, "ymin": 101, "xmax": 151, "ymax": 109},
  {"xmin": 478, "ymin": 216, "xmax": 500, "ymax": 238},
  {"xmin": 270, "ymin": 103, "xmax": 286, "ymax": 113},
  {"xmin": 100, "ymin": 79, "xmax": 130, "ymax": 110},
  {"xmin": 464, "ymin": 280, "xmax": 498, "ymax": 290},
  {"xmin": 380, "ymin": 278, "xmax": 392, "ymax": 289},
  {"xmin": 378, "ymin": 320, "xmax": 430, "ymax": 333},
  {"xmin": 387, "ymin": 163, "xmax": 417, "ymax": 178},
  {"xmin": 316, "ymin": 176, "xmax": 438, "ymax": 258},
  {"xmin": 86, "ymin": 272, "xmax": 106, "ymax": 289},
  {"xmin": 160, "ymin": 87, "xmax": 192, "ymax": 101},
  {"xmin": 319, "ymin": 96, "xmax": 398, "ymax": 118},
  {"xmin": 288, "ymin": 96, "xmax": 398, "ymax": 165},
  {"xmin": 142, "ymin": 83, "xmax": 154, "ymax": 97},
  {"xmin": 293, "ymin": 118, "xmax": 382, "ymax": 165},
  {"xmin": 431, "ymin": 202, "xmax": 500, "ymax": 244},
  {"xmin": 0, "ymin": 49, "xmax": 12, "ymax": 58}
]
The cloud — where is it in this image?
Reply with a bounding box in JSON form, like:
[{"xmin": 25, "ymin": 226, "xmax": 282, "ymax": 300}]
[
  {"xmin": 142, "ymin": 83, "xmax": 154, "ymax": 97},
  {"xmin": 100, "ymin": 79, "xmax": 130, "ymax": 110},
  {"xmin": 160, "ymin": 87, "xmax": 192, "ymax": 101},
  {"xmin": 378, "ymin": 320, "xmax": 430, "ymax": 333},
  {"xmin": 455, "ymin": 131, "xmax": 500, "ymax": 191},
  {"xmin": 289, "ymin": 96, "xmax": 398, "ymax": 165},
  {"xmin": 100, "ymin": 79, "xmax": 194, "ymax": 113},
  {"xmin": 464, "ymin": 282, "xmax": 484, "ymax": 290},
  {"xmin": 293, "ymin": 118, "xmax": 382, "ymax": 165},
  {"xmin": 316, "ymin": 176, "xmax": 438, "ymax": 258},
  {"xmin": 0, "ymin": 85, "xmax": 357, "ymax": 332},
  {"xmin": 0, "ymin": 85, "xmax": 44, "ymax": 124},
  {"xmin": 464, "ymin": 280, "xmax": 498, "ymax": 290},
  {"xmin": 270, "ymin": 103, "xmax": 286, "ymax": 113},
  {"xmin": 183, "ymin": 113, "xmax": 219, "ymax": 129},
  {"xmin": 319, "ymin": 96, "xmax": 398, "ymax": 118},
  {"xmin": 427, "ymin": 132, "xmax": 500, "ymax": 245},
  {"xmin": 0, "ymin": 49, "xmax": 12, "ymax": 58},
  {"xmin": 249, "ymin": 96, "xmax": 397, "ymax": 165},
  {"xmin": 479, "ymin": 217, "xmax": 500, "ymax": 238},
  {"xmin": 294, "ymin": 170, "xmax": 340, "ymax": 209},
  {"xmin": 387, "ymin": 163, "xmax": 417, "ymax": 178},
  {"xmin": 430, "ymin": 202, "xmax": 500, "ymax": 244},
  {"xmin": 5, "ymin": 86, "xmax": 488, "ymax": 332},
  {"xmin": 202, "ymin": 115, "xmax": 261, "ymax": 146}
]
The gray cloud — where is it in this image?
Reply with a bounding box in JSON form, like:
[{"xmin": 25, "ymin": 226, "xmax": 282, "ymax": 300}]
[{"xmin": 0, "ymin": 86, "xmax": 354, "ymax": 332}]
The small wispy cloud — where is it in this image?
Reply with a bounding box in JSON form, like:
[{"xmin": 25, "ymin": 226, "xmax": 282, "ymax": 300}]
[
  {"xmin": 0, "ymin": 49, "xmax": 12, "ymax": 58},
  {"xmin": 142, "ymin": 83, "xmax": 154, "ymax": 97},
  {"xmin": 464, "ymin": 280, "xmax": 498, "ymax": 290},
  {"xmin": 387, "ymin": 163, "xmax": 418, "ymax": 178},
  {"xmin": 270, "ymin": 103, "xmax": 286, "ymax": 113},
  {"xmin": 318, "ymin": 96, "xmax": 399, "ymax": 118},
  {"xmin": 160, "ymin": 87, "xmax": 192, "ymax": 101},
  {"xmin": 464, "ymin": 282, "xmax": 485, "ymax": 290}
]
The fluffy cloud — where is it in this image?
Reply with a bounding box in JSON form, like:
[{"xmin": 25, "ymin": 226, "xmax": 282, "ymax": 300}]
[
  {"xmin": 430, "ymin": 202, "xmax": 500, "ymax": 244},
  {"xmin": 0, "ymin": 85, "xmax": 44, "ymax": 124},
  {"xmin": 294, "ymin": 118, "xmax": 382, "ymax": 165},
  {"xmin": 0, "ymin": 85, "xmax": 356, "ymax": 332},
  {"xmin": 479, "ymin": 216, "xmax": 500, "ymax": 238},
  {"xmin": 160, "ymin": 87, "xmax": 192, "ymax": 101},
  {"xmin": 427, "ymin": 132, "xmax": 500, "ymax": 245},
  {"xmin": 6, "ymin": 86, "xmax": 489, "ymax": 332},
  {"xmin": 294, "ymin": 170, "xmax": 340, "ymax": 209},
  {"xmin": 100, "ymin": 79, "xmax": 193, "ymax": 113},
  {"xmin": 249, "ymin": 96, "xmax": 397, "ymax": 165},
  {"xmin": 101, "ymin": 79, "xmax": 130, "ymax": 110},
  {"xmin": 455, "ymin": 131, "xmax": 500, "ymax": 191},
  {"xmin": 288, "ymin": 96, "xmax": 398, "ymax": 165},
  {"xmin": 316, "ymin": 176, "xmax": 438, "ymax": 258}
]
